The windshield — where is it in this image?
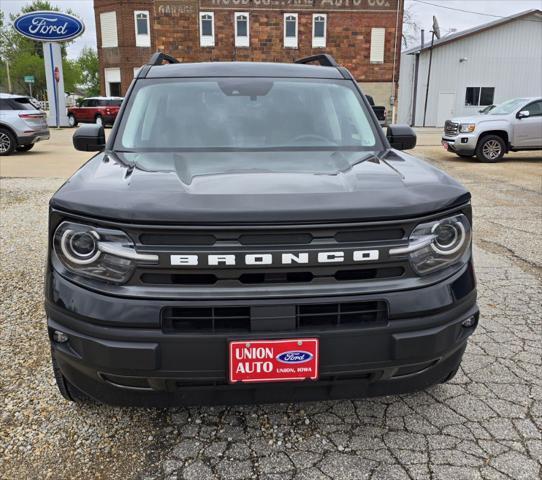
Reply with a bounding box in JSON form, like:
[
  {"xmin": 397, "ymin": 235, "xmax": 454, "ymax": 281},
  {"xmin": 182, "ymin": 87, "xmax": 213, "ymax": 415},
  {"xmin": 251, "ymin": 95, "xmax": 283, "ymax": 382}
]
[
  {"xmin": 490, "ymin": 98, "xmax": 529, "ymax": 115},
  {"xmin": 116, "ymin": 78, "xmax": 379, "ymax": 151}
]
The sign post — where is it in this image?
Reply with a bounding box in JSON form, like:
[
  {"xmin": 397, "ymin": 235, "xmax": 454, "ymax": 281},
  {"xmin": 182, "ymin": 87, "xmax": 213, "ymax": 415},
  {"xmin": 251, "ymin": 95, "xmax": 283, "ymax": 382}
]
[
  {"xmin": 13, "ymin": 11, "xmax": 85, "ymax": 128},
  {"xmin": 24, "ymin": 75, "xmax": 35, "ymax": 97}
]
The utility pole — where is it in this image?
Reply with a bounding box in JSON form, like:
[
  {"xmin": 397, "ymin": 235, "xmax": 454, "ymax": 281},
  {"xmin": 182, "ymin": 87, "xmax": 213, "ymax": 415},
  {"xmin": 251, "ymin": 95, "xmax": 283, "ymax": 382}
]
[
  {"xmin": 422, "ymin": 16, "xmax": 441, "ymax": 127},
  {"xmin": 1, "ymin": 32, "xmax": 14, "ymax": 93}
]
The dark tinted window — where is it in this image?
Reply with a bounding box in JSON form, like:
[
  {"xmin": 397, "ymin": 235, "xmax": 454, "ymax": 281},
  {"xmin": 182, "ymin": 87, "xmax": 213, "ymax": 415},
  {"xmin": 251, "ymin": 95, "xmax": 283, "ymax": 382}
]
[
  {"xmin": 107, "ymin": 99, "xmax": 123, "ymax": 106},
  {"xmin": 97, "ymin": 99, "xmax": 109, "ymax": 106},
  {"xmin": 465, "ymin": 87, "xmax": 480, "ymax": 106},
  {"xmin": 4, "ymin": 97, "xmax": 37, "ymax": 110},
  {"xmin": 480, "ymin": 88, "xmax": 495, "ymax": 106},
  {"xmin": 236, "ymin": 15, "xmax": 247, "ymax": 37},
  {"xmin": 285, "ymin": 16, "xmax": 296, "ymax": 37},
  {"xmin": 525, "ymin": 101, "xmax": 542, "ymax": 117},
  {"xmin": 314, "ymin": 16, "xmax": 325, "ymax": 38},
  {"xmin": 0, "ymin": 99, "xmax": 12, "ymax": 110},
  {"xmin": 466, "ymin": 87, "xmax": 495, "ymax": 106},
  {"xmin": 87, "ymin": 99, "xmax": 98, "ymax": 107},
  {"xmin": 136, "ymin": 13, "xmax": 148, "ymax": 35},
  {"xmin": 201, "ymin": 15, "xmax": 213, "ymax": 36},
  {"xmin": 109, "ymin": 83, "xmax": 122, "ymax": 97}
]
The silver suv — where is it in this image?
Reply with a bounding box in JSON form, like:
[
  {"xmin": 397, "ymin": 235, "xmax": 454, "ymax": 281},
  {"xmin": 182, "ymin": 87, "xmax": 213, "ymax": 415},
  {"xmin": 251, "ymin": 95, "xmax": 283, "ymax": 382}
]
[
  {"xmin": 0, "ymin": 93, "xmax": 50, "ymax": 156},
  {"xmin": 442, "ymin": 97, "xmax": 542, "ymax": 162}
]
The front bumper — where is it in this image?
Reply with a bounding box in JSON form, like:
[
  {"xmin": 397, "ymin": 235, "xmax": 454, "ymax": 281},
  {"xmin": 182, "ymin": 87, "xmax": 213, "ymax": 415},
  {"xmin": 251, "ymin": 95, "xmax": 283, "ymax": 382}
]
[
  {"xmin": 442, "ymin": 133, "xmax": 477, "ymax": 155},
  {"xmin": 46, "ymin": 262, "xmax": 478, "ymax": 406}
]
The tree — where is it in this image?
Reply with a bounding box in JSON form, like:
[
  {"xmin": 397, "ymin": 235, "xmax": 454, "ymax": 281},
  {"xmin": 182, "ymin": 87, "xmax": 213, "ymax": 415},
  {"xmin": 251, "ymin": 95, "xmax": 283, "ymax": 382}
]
[
  {"xmin": 0, "ymin": 1, "xmax": 81, "ymax": 97},
  {"xmin": 77, "ymin": 48, "xmax": 100, "ymax": 97},
  {"xmin": 402, "ymin": 4, "xmax": 421, "ymax": 49}
]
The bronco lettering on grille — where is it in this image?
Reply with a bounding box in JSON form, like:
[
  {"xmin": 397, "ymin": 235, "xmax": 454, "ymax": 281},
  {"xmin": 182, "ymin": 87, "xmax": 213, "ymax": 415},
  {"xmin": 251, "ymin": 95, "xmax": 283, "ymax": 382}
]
[{"xmin": 170, "ymin": 250, "xmax": 379, "ymax": 267}]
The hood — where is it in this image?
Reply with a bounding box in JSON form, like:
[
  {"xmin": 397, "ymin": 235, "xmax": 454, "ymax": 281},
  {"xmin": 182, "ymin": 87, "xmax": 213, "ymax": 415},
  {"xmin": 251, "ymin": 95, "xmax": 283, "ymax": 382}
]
[
  {"xmin": 449, "ymin": 113, "xmax": 509, "ymax": 124},
  {"xmin": 50, "ymin": 150, "xmax": 470, "ymax": 224}
]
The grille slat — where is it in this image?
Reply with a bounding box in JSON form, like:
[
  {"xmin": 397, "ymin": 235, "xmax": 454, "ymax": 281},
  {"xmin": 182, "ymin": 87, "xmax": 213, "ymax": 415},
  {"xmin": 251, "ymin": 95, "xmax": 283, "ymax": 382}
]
[
  {"xmin": 162, "ymin": 301, "xmax": 387, "ymax": 333},
  {"xmin": 444, "ymin": 121, "xmax": 459, "ymax": 136},
  {"xmin": 141, "ymin": 267, "xmax": 404, "ymax": 286}
]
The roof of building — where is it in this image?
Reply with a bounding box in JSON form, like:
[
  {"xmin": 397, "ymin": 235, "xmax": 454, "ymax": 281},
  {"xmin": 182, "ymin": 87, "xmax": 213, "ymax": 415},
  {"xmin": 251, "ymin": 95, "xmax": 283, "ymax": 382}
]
[
  {"xmin": 404, "ymin": 9, "xmax": 542, "ymax": 55},
  {"xmin": 146, "ymin": 61, "xmax": 345, "ymax": 79}
]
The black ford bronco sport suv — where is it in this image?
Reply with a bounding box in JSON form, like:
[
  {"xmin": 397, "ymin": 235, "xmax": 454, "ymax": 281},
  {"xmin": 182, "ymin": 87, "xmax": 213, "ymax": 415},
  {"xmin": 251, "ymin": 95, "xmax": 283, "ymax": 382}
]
[{"xmin": 46, "ymin": 53, "xmax": 478, "ymax": 406}]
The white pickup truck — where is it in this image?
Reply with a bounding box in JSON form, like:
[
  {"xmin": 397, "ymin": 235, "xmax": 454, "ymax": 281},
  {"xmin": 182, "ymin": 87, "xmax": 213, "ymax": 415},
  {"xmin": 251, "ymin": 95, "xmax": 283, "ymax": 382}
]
[{"xmin": 442, "ymin": 97, "xmax": 542, "ymax": 162}]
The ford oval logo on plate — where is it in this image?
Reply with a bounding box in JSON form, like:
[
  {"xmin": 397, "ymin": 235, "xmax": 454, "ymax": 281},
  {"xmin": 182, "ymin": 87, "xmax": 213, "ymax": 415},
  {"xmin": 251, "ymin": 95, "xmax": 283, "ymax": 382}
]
[
  {"xmin": 276, "ymin": 351, "xmax": 314, "ymax": 364},
  {"xmin": 14, "ymin": 11, "xmax": 85, "ymax": 42}
]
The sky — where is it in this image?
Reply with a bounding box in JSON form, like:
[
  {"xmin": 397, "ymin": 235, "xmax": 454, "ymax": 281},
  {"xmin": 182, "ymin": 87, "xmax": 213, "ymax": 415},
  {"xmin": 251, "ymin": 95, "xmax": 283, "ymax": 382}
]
[
  {"xmin": 405, "ymin": 0, "xmax": 542, "ymax": 45},
  {"xmin": 1, "ymin": 0, "xmax": 541, "ymax": 57}
]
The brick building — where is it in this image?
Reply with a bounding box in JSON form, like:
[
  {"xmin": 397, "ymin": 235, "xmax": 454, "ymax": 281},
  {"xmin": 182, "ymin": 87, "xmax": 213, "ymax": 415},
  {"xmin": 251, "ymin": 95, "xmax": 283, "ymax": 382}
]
[{"xmin": 94, "ymin": 0, "xmax": 404, "ymax": 115}]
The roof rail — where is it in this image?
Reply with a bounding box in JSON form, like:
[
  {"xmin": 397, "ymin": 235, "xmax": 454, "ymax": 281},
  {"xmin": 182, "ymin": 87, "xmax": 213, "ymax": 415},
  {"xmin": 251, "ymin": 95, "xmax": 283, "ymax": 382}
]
[
  {"xmin": 147, "ymin": 52, "xmax": 179, "ymax": 66},
  {"xmin": 295, "ymin": 54, "xmax": 339, "ymax": 67}
]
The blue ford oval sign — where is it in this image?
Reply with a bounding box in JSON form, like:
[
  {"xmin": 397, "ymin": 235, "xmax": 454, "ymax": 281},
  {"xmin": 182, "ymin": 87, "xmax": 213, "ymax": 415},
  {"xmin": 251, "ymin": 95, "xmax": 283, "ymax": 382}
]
[
  {"xmin": 14, "ymin": 11, "xmax": 85, "ymax": 42},
  {"xmin": 276, "ymin": 351, "xmax": 314, "ymax": 364}
]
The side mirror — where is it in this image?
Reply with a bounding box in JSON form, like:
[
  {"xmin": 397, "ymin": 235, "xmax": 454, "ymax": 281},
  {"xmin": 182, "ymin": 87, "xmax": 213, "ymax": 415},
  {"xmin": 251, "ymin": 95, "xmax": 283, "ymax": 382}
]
[
  {"xmin": 73, "ymin": 124, "xmax": 105, "ymax": 151},
  {"xmin": 517, "ymin": 110, "xmax": 530, "ymax": 119},
  {"xmin": 386, "ymin": 124, "xmax": 417, "ymax": 150}
]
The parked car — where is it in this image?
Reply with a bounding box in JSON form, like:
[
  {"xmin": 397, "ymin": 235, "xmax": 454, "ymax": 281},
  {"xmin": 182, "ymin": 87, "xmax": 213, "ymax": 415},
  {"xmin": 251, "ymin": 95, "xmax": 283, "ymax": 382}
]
[
  {"xmin": 67, "ymin": 97, "xmax": 123, "ymax": 127},
  {"xmin": 442, "ymin": 97, "xmax": 542, "ymax": 162},
  {"xmin": 366, "ymin": 94, "xmax": 387, "ymax": 126},
  {"xmin": 47, "ymin": 53, "xmax": 478, "ymax": 406},
  {"xmin": 0, "ymin": 93, "xmax": 50, "ymax": 156},
  {"xmin": 478, "ymin": 104, "xmax": 495, "ymax": 114}
]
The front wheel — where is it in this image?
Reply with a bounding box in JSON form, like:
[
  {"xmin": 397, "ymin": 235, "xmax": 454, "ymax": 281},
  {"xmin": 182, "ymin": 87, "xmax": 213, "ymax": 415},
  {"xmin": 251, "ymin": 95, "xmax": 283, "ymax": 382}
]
[
  {"xmin": 95, "ymin": 115, "xmax": 103, "ymax": 127},
  {"xmin": 68, "ymin": 114, "xmax": 78, "ymax": 127},
  {"xmin": 476, "ymin": 135, "xmax": 506, "ymax": 162},
  {"xmin": 17, "ymin": 144, "xmax": 34, "ymax": 152},
  {"xmin": 0, "ymin": 128, "xmax": 16, "ymax": 156}
]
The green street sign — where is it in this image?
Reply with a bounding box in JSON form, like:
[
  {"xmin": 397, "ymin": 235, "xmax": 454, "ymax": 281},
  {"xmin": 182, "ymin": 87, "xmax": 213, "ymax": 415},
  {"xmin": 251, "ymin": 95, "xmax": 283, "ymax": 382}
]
[{"xmin": 24, "ymin": 75, "xmax": 35, "ymax": 83}]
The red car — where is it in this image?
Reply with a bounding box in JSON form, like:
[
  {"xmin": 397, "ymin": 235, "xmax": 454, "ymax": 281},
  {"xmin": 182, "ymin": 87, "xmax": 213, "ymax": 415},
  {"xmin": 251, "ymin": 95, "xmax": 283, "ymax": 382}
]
[{"xmin": 67, "ymin": 97, "xmax": 123, "ymax": 128}]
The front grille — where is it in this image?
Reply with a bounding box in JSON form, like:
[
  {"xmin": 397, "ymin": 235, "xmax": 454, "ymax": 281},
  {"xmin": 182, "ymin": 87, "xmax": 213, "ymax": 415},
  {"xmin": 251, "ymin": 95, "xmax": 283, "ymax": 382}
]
[
  {"xmin": 125, "ymin": 221, "xmax": 415, "ymax": 288},
  {"xmin": 162, "ymin": 300, "xmax": 387, "ymax": 333},
  {"xmin": 162, "ymin": 306, "xmax": 251, "ymax": 332},
  {"xmin": 142, "ymin": 266, "xmax": 404, "ymax": 286},
  {"xmin": 444, "ymin": 120, "xmax": 459, "ymax": 136}
]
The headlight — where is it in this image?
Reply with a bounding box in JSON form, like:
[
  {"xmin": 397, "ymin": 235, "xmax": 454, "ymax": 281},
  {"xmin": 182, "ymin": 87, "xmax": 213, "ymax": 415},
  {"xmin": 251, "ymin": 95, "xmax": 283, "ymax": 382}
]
[
  {"xmin": 390, "ymin": 214, "xmax": 471, "ymax": 275},
  {"xmin": 460, "ymin": 123, "xmax": 476, "ymax": 133},
  {"xmin": 53, "ymin": 222, "xmax": 158, "ymax": 284}
]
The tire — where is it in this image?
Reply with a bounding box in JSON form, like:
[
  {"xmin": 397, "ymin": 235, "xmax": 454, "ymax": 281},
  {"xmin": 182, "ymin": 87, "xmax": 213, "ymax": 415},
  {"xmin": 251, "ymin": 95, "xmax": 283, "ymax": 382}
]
[
  {"xmin": 16, "ymin": 144, "xmax": 34, "ymax": 152},
  {"xmin": 476, "ymin": 135, "xmax": 506, "ymax": 162},
  {"xmin": 68, "ymin": 114, "xmax": 78, "ymax": 127},
  {"xmin": 51, "ymin": 348, "xmax": 92, "ymax": 404},
  {"xmin": 95, "ymin": 115, "xmax": 103, "ymax": 127},
  {"xmin": 0, "ymin": 127, "xmax": 16, "ymax": 156}
]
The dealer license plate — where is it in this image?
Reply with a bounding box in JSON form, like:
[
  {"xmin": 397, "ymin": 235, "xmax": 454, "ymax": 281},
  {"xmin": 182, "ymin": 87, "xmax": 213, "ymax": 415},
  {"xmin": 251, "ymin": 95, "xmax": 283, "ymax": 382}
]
[{"xmin": 229, "ymin": 338, "xmax": 319, "ymax": 383}]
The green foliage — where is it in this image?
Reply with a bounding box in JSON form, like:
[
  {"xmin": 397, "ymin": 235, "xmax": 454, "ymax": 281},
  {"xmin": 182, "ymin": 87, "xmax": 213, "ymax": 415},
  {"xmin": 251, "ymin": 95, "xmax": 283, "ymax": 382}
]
[
  {"xmin": 0, "ymin": 0, "xmax": 84, "ymax": 97},
  {"xmin": 77, "ymin": 48, "xmax": 100, "ymax": 97}
]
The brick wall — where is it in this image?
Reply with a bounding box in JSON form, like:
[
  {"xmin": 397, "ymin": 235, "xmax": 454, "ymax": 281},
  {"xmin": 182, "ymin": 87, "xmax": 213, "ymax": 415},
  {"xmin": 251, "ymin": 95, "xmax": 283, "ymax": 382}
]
[
  {"xmin": 94, "ymin": 0, "xmax": 155, "ymax": 95},
  {"xmin": 94, "ymin": 0, "xmax": 404, "ymax": 97}
]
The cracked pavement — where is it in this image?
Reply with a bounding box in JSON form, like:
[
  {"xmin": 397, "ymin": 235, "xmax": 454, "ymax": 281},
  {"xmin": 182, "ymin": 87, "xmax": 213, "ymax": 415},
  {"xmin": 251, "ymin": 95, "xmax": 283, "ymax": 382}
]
[{"xmin": 1, "ymin": 130, "xmax": 541, "ymax": 479}]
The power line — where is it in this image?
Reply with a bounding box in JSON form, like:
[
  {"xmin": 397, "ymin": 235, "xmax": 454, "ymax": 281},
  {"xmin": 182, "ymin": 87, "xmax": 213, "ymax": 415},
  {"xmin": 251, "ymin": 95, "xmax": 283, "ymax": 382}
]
[{"xmin": 410, "ymin": 0, "xmax": 542, "ymax": 22}]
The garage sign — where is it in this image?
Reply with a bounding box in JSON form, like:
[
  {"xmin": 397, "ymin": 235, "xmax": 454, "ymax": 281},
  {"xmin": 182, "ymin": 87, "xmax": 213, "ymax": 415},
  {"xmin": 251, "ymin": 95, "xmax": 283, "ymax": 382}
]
[{"xmin": 14, "ymin": 11, "xmax": 85, "ymax": 42}]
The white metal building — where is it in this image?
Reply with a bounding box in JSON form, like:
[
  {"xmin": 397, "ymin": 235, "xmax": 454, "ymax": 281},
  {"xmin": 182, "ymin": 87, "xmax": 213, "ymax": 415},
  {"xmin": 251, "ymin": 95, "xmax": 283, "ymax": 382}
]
[{"xmin": 398, "ymin": 9, "xmax": 542, "ymax": 127}]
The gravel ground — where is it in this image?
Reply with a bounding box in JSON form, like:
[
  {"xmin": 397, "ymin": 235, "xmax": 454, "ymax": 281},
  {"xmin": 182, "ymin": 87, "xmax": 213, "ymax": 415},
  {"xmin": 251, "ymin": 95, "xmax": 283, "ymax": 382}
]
[{"xmin": 1, "ymin": 143, "xmax": 541, "ymax": 479}]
